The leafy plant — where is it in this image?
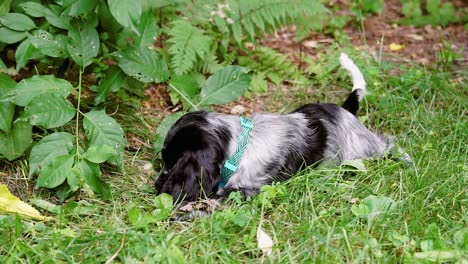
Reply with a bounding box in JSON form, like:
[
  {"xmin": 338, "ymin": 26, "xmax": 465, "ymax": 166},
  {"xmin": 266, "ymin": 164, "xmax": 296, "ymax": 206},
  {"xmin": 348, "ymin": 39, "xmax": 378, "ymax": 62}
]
[
  {"xmin": 127, "ymin": 193, "xmax": 173, "ymax": 227},
  {"xmin": 0, "ymin": 72, "xmax": 124, "ymax": 200},
  {"xmin": 350, "ymin": 0, "xmax": 384, "ymax": 21},
  {"xmin": 154, "ymin": 65, "xmax": 252, "ymax": 153},
  {"xmin": 164, "ymin": 0, "xmax": 326, "ymax": 86},
  {"xmin": 0, "ymin": 0, "xmax": 147, "ymax": 199},
  {"xmin": 0, "ymin": 0, "xmax": 328, "ymax": 197},
  {"xmin": 238, "ymin": 46, "xmax": 306, "ymax": 85},
  {"xmin": 398, "ymin": 0, "xmax": 465, "ymax": 26}
]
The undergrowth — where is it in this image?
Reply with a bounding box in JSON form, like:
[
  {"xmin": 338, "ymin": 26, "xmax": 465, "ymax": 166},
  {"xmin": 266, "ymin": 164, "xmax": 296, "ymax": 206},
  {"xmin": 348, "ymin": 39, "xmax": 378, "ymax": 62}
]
[
  {"xmin": 0, "ymin": 0, "xmax": 466, "ymax": 262},
  {"xmin": 0, "ymin": 51, "xmax": 466, "ymax": 262}
]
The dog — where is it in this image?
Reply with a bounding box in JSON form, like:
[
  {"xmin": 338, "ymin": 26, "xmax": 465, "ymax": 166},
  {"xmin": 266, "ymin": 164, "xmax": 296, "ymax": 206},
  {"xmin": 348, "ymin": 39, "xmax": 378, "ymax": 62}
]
[{"xmin": 156, "ymin": 53, "xmax": 409, "ymax": 203}]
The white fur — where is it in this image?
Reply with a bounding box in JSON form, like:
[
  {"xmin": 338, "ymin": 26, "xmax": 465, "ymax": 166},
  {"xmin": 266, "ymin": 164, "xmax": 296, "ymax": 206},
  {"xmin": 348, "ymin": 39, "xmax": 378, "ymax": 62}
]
[
  {"xmin": 339, "ymin": 53, "xmax": 366, "ymax": 101},
  {"xmin": 209, "ymin": 113, "xmax": 312, "ymax": 190},
  {"xmin": 322, "ymin": 110, "xmax": 387, "ymax": 162}
]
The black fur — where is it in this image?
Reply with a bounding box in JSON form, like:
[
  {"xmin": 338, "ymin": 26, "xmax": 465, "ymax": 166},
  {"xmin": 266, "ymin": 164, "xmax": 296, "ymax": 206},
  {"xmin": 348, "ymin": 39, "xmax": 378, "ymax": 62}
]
[
  {"xmin": 154, "ymin": 54, "xmax": 409, "ymax": 204},
  {"xmin": 156, "ymin": 92, "xmax": 367, "ymax": 203},
  {"xmin": 156, "ymin": 111, "xmax": 231, "ymax": 202},
  {"xmin": 341, "ymin": 90, "xmax": 360, "ymax": 115}
]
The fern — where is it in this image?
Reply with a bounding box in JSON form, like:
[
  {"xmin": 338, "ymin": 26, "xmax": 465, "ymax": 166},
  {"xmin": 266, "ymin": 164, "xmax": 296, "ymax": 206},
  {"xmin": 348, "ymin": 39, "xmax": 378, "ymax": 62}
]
[
  {"xmin": 237, "ymin": 46, "xmax": 306, "ymax": 84},
  {"xmin": 167, "ymin": 20, "xmax": 212, "ymax": 75},
  {"xmin": 226, "ymin": 0, "xmax": 327, "ymax": 44},
  {"xmin": 185, "ymin": 0, "xmax": 326, "ymax": 44}
]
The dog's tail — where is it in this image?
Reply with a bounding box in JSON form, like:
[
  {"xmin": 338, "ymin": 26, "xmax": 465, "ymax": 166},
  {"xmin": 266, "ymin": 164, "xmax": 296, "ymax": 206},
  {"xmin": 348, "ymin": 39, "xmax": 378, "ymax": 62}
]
[{"xmin": 339, "ymin": 53, "xmax": 366, "ymax": 116}]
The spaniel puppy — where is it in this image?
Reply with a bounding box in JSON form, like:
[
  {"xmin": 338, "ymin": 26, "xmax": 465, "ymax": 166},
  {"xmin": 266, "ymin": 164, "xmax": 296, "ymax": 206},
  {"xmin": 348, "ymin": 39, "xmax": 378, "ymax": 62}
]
[{"xmin": 156, "ymin": 54, "xmax": 405, "ymax": 203}]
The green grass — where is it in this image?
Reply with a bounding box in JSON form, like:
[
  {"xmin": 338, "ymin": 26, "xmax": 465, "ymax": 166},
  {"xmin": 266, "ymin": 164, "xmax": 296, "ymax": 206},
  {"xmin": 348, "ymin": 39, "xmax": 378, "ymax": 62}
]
[{"xmin": 0, "ymin": 53, "xmax": 467, "ymax": 263}]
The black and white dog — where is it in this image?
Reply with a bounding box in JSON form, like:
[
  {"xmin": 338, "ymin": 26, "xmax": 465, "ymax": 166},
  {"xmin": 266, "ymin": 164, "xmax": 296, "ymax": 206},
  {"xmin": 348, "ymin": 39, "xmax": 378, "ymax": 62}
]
[{"xmin": 156, "ymin": 54, "xmax": 407, "ymax": 203}]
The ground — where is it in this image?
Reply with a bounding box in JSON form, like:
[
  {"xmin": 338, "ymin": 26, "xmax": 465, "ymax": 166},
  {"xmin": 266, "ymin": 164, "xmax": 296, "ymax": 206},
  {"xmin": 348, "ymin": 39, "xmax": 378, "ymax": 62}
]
[
  {"xmin": 0, "ymin": 0, "xmax": 467, "ymax": 263},
  {"xmin": 142, "ymin": 0, "xmax": 467, "ymax": 119}
]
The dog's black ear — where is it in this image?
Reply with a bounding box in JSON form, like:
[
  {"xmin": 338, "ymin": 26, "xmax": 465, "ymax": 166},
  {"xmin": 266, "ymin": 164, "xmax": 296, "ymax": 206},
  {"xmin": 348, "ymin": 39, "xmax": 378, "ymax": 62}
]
[{"xmin": 164, "ymin": 150, "xmax": 220, "ymax": 203}]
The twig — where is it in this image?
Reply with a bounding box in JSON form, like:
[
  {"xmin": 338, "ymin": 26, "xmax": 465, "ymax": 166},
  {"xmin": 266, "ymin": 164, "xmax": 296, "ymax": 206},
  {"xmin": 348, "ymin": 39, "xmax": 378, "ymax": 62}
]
[{"xmin": 105, "ymin": 230, "xmax": 126, "ymax": 264}]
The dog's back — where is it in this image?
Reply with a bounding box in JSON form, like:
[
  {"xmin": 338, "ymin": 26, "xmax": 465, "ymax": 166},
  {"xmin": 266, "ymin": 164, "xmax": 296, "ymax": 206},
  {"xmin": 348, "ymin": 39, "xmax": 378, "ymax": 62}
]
[{"xmin": 158, "ymin": 53, "xmax": 400, "ymax": 202}]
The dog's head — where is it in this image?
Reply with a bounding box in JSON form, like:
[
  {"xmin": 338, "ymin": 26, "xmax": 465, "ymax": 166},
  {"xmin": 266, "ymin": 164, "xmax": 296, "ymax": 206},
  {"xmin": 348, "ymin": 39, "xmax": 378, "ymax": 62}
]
[{"xmin": 155, "ymin": 111, "xmax": 231, "ymax": 203}]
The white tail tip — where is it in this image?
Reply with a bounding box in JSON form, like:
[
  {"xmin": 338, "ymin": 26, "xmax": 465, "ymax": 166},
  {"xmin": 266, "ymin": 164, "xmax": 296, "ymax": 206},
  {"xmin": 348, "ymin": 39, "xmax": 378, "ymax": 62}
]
[{"xmin": 339, "ymin": 53, "xmax": 366, "ymax": 101}]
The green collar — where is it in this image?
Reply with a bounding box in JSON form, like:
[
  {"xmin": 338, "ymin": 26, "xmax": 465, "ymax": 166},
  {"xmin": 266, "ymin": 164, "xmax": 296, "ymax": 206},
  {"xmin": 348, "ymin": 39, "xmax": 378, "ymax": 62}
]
[{"xmin": 219, "ymin": 117, "xmax": 254, "ymax": 188}]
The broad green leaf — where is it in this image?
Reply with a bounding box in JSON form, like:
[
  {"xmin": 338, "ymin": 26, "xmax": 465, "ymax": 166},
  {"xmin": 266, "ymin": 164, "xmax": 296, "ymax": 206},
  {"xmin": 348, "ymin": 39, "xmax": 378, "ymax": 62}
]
[
  {"xmin": 453, "ymin": 228, "xmax": 467, "ymax": 249},
  {"xmin": 127, "ymin": 206, "xmax": 142, "ymax": 225},
  {"xmin": 0, "ymin": 27, "xmax": 27, "ymax": 44},
  {"xmin": 29, "ymin": 198, "xmax": 62, "ymax": 214},
  {"xmin": 113, "ymin": 47, "xmax": 169, "ymax": 83},
  {"xmin": 68, "ymin": 0, "xmax": 97, "ymax": 16},
  {"xmin": 401, "ymin": 0, "xmax": 422, "ymax": 18},
  {"xmin": 36, "ymin": 154, "xmax": 74, "ymax": 188},
  {"xmin": 154, "ymin": 193, "xmax": 173, "ymax": 210},
  {"xmin": 78, "ymin": 160, "xmax": 111, "ymax": 199},
  {"xmin": 15, "ymin": 39, "xmax": 42, "ymax": 71},
  {"xmin": 28, "ymin": 30, "xmax": 67, "ymax": 58},
  {"xmin": 232, "ymin": 210, "xmax": 250, "ymax": 227},
  {"xmin": 413, "ymin": 250, "xmax": 464, "ymax": 262},
  {"xmin": 351, "ymin": 204, "xmax": 370, "ymax": 217},
  {"xmin": 199, "ymin": 66, "xmax": 252, "ymax": 106},
  {"xmin": 169, "ymin": 74, "xmax": 200, "ymax": 110},
  {"xmin": 0, "ymin": 13, "xmax": 36, "ymax": 31},
  {"xmin": 83, "ymin": 144, "xmax": 118, "ymax": 164},
  {"xmin": 29, "ymin": 132, "xmax": 74, "ymax": 177},
  {"xmin": 427, "ymin": 0, "xmax": 440, "ymax": 15},
  {"xmin": 0, "ymin": 184, "xmax": 49, "ymax": 221},
  {"xmin": 6, "ymin": 75, "xmax": 73, "ymax": 106},
  {"xmin": 20, "ymin": 93, "xmax": 75, "ymax": 128},
  {"xmin": 361, "ymin": 195, "xmax": 397, "ymax": 219},
  {"xmin": 95, "ymin": 66, "xmax": 125, "ymax": 105},
  {"xmin": 0, "ymin": 73, "xmax": 15, "ymax": 93},
  {"xmin": 67, "ymin": 166, "xmax": 81, "ymax": 192},
  {"xmin": 0, "ymin": 0, "xmax": 11, "ymax": 16},
  {"xmin": 152, "ymin": 193, "xmax": 173, "ymax": 221},
  {"xmin": 0, "ymin": 121, "xmax": 32, "ymax": 161},
  {"xmin": 43, "ymin": 5, "xmax": 69, "ymax": 29},
  {"xmin": 0, "ymin": 73, "xmax": 16, "ymax": 133},
  {"xmin": 341, "ymin": 159, "xmax": 367, "ymax": 172},
  {"xmin": 83, "ymin": 110, "xmax": 126, "ymax": 166},
  {"xmin": 153, "ymin": 112, "xmax": 186, "ymax": 154},
  {"xmin": 108, "ymin": 0, "xmax": 141, "ymax": 34},
  {"xmin": 115, "ymin": 28, "xmax": 138, "ymax": 49},
  {"xmin": 135, "ymin": 11, "xmax": 158, "ymax": 48},
  {"xmin": 0, "ymin": 57, "xmax": 6, "ymax": 72},
  {"xmin": 19, "ymin": 1, "xmax": 48, "ymax": 17},
  {"xmin": 67, "ymin": 19, "xmax": 99, "ymax": 67},
  {"xmin": 98, "ymin": 1, "xmax": 121, "ymax": 33}
]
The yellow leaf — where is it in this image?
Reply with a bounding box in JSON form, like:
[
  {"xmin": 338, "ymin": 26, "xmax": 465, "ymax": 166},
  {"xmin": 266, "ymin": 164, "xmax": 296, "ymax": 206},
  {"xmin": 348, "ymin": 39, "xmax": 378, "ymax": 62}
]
[
  {"xmin": 0, "ymin": 184, "xmax": 51, "ymax": 221},
  {"xmin": 389, "ymin": 43, "xmax": 405, "ymax": 51}
]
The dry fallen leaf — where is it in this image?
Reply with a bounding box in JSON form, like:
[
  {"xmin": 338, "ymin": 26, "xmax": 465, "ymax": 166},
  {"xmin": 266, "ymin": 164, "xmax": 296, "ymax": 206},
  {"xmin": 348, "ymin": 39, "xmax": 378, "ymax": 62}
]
[
  {"xmin": 0, "ymin": 184, "xmax": 51, "ymax": 221},
  {"xmin": 406, "ymin": 34, "xmax": 424, "ymax": 41},
  {"xmin": 257, "ymin": 227, "xmax": 274, "ymax": 256},
  {"xmin": 230, "ymin": 105, "xmax": 247, "ymax": 115},
  {"xmin": 302, "ymin": 40, "xmax": 319, "ymax": 49},
  {"xmin": 177, "ymin": 198, "xmax": 224, "ymax": 213},
  {"xmin": 389, "ymin": 43, "xmax": 405, "ymax": 51}
]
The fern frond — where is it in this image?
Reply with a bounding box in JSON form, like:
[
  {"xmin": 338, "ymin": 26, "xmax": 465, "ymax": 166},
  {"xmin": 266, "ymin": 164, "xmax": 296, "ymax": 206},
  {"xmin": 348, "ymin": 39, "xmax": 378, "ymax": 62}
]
[
  {"xmin": 227, "ymin": 0, "xmax": 327, "ymax": 43},
  {"xmin": 198, "ymin": 48, "xmax": 223, "ymax": 74},
  {"xmin": 238, "ymin": 46, "xmax": 306, "ymax": 84},
  {"xmin": 167, "ymin": 20, "xmax": 212, "ymax": 75}
]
